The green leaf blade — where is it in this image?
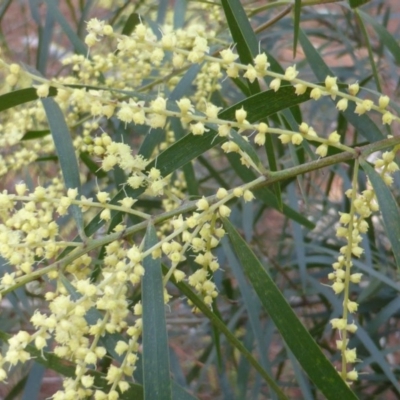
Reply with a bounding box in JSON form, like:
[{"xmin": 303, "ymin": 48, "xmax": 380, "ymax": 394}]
[
  {"xmin": 42, "ymin": 97, "xmax": 84, "ymax": 237},
  {"xmin": 360, "ymin": 160, "xmax": 400, "ymax": 269},
  {"xmin": 0, "ymin": 88, "xmax": 57, "ymax": 112},
  {"xmin": 142, "ymin": 224, "xmax": 172, "ymax": 400},
  {"xmin": 222, "ymin": 217, "xmax": 358, "ymax": 400},
  {"xmin": 293, "ymin": 0, "xmax": 301, "ymax": 57}
]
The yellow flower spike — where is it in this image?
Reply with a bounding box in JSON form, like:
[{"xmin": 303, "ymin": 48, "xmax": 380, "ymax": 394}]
[
  {"xmin": 336, "ymin": 98, "xmax": 348, "ymax": 111},
  {"xmin": 339, "ymin": 212, "xmax": 352, "ymax": 224},
  {"xmin": 254, "ymin": 132, "xmax": 266, "ymax": 146},
  {"xmin": 216, "ymin": 188, "xmax": 228, "ymax": 199},
  {"xmin": 235, "ymin": 107, "xmax": 247, "ymax": 124},
  {"xmin": 347, "ymin": 369, "xmax": 358, "ymax": 381},
  {"xmin": 254, "ymin": 53, "xmax": 269, "ymax": 73},
  {"xmin": 226, "ymin": 64, "xmax": 240, "ymax": 78},
  {"xmin": 336, "ymin": 269, "xmax": 346, "ymax": 280},
  {"xmin": 279, "ymin": 133, "xmax": 291, "ymax": 144},
  {"xmin": 332, "ymin": 281, "xmax": 345, "ymax": 294},
  {"xmin": 291, "ymin": 133, "xmax": 303, "ymax": 145},
  {"xmin": 346, "ymin": 300, "xmax": 358, "ymax": 313},
  {"xmin": 346, "ymin": 323, "xmax": 358, "ymax": 333},
  {"xmin": 243, "ymin": 65, "xmax": 257, "ymax": 83},
  {"xmin": 299, "ymin": 122, "xmax": 309, "ymax": 134},
  {"xmin": 310, "ymin": 87, "xmax": 322, "ymax": 100},
  {"xmin": 284, "ymin": 64, "xmax": 298, "ymax": 81},
  {"xmin": 9, "ymin": 63, "xmax": 21, "ymax": 75},
  {"xmin": 344, "ymin": 348, "xmax": 358, "ymax": 363},
  {"xmin": 191, "ymin": 122, "xmax": 208, "ymax": 136},
  {"xmin": 378, "ymin": 95, "xmax": 390, "ymax": 109},
  {"xmin": 354, "ymin": 103, "xmax": 366, "ymax": 115},
  {"xmin": 315, "ymin": 144, "xmax": 328, "ymax": 158},
  {"xmin": 221, "ymin": 141, "xmax": 240, "ymax": 153},
  {"xmin": 196, "ymin": 197, "xmax": 209, "ymax": 211},
  {"xmin": 96, "ymin": 192, "xmax": 109, "ymax": 203},
  {"xmin": 220, "ymin": 48, "xmax": 239, "ymax": 64},
  {"xmin": 382, "ymin": 111, "xmax": 395, "ymax": 125},
  {"xmin": 173, "ymin": 270, "xmax": 186, "ymax": 282},
  {"xmin": 328, "ymin": 131, "xmax": 341, "ymax": 144},
  {"xmin": 362, "ymin": 99, "xmax": 374, "ymax": 111},
  {"xmin": 295, "ymin": 83, "xmax": 307, "ymax": 95},
  {"xmin": 270, "ymin": 78, "xmax": 281, "ymax": 92},
  {"xmin": 205, "ymin": 103, "xmax": 222, "ymax": 118},
  {"xmin": 233, "ymin": 187, "xmax": 244, "ymax": 197},
  {"xmin": 348, "ymin": 82, "xmax": 360, "ymax": 96},
  {"xmin": 243, "ymin": 190, "xmax": 254, "ymax": 202},
  {"xmin": 218, "ymin": 124, "xmax": 231, "ymax": 137},
  {"xmin": 257, "ymin": 122, "xmax": 268, "ymax": 134},
  {"xmin": 103, "ymin": 25, "xmax": 113, "ymax": 36},
  {"xmin": 176, "ymin": 98, "xmax": 193, "ymax": 114},
  {"xmin": 330, "ymin": 318, "xmax": 347, "ymax": 330},
  {"xmin": 36, "ymin": 83, "xmax": 50, "ymax": 98},
  {"xmin": 5, "ymin": 74, "xmax": 18, "ymax": 86},
  {"xmin": 336, "ymin": 339, "xmax": 349, "ymax": 349},
  {"xmin": 85, "ymin": 33, "xmax": 98, "ymax": 47},
  {"xmin": 325, "ymin": 75, "xmax": 337, "ymax": 90}
]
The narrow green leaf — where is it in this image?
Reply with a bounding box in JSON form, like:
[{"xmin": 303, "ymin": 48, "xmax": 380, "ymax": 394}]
[
  {"xmin": 156, "ymin": 0, "xmax": 168, "ymax": 24},
  {"xmin": 0, "ymin": 87, "xmax": 57, "ymax": 112},
  {"xmin": 265, "ymin": 134, "xmax": 283, "ymax": 211},
  {"xmin": 45, "ymin": 0, "xmax": 87, "ymax": 55},
  {"xmin": 22, "ymin": 129, "xmax": 50, "ymax": 141},
  {"xmin": 360, "ymin": 160, "xmax": 400, "ymax": 269},
  {"xmin": 354, "ymin": 10, "xmax": 382, "ymax": 92},
  {"xmin": 142, "ymin": 224, "xmax": 172, "ymax": 400},
  {"xmin": 169, "ymin": 64, "xmax": 201, "ymax": 101},
  {"xmin": 172, "ymin": 118, "xmax": 199, "ymax": 196},
  {"xmin": 348, "ymin": 0, "xmax": 372, "ymax": 8},
  {"xmin": 223, "ymin": 85, "xmax": 312, "ymax": 125},
  {"xmin": 288, "ymin": 183, "xmax": 307, "ymax": 289},
  {"xmin": 293, "ymin": 0, "xmax": 302, "ymax": 57},
  {"xmin": 357, "ymin": 9, "xmax": 400, "ymax": 65},
  {"xmin": 121, "ymin": 12, "xmax": 141, "ymax": 35},
  {"xmin": 22, "ymin": 363, "xmax": 45, "ymax": 400},
  {"xmin": 77, "ymin": 0, "xmax": 94, "ymax": 38},
  {"xmin": 298, "ymin": 28, "xmax": 384, "ymax": 143},
  {"xmin": 354, "ymin": 326, "xmax": 400, "ymax": 392},
  {"xmin": 5, "ymin": 375, "xmax": 28, "ymax": 400},
  {"xmin": 80, "ymin": 152, "xmax": 107, "ymax": 178},
  {"xmin": 42, "ymin": 97, "xmax": 85, "ymax": 237},
  {"xmin": 36, "ymin": 2, "xmax": 57, "ymax": 75},
  {"xmin": 173, "ymin": 0, "xmax": 187, "ymax": 28},
  {"xmin": 28, "ymin": 0, "xmax": 41, "ymax": 25},
  {"xmin": 222, "ymin": 217, "xmax": 358, "ymax": 400},
  {"xmin": 220, "ymin": 0, "xmax": 260, "ymax": 93},
  {"xmin": 222, "ymin": 240, "xmax": 269, "ymax": 371}
]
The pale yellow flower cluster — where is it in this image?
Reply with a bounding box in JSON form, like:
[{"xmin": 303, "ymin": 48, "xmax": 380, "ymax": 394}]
[{"xmin": 327, "ymin": 148, "xmax": 399, "ymax": 383}]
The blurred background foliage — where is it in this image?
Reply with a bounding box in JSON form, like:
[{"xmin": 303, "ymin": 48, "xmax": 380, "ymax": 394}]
[{"xmin": 0, "ymin": 0, "xmax": 400, "ymax": 399}]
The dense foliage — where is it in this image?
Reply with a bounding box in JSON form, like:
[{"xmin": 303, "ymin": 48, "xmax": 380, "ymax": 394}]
[{"xmin": 0, "ymin": 0, "xmax": 399, "ymax": 399}]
